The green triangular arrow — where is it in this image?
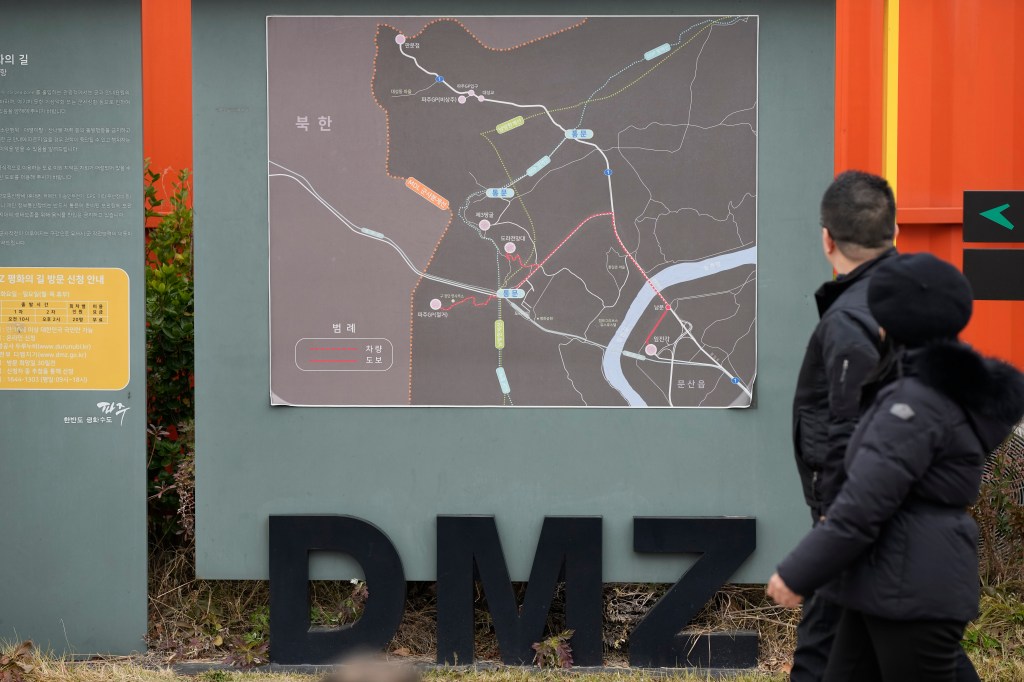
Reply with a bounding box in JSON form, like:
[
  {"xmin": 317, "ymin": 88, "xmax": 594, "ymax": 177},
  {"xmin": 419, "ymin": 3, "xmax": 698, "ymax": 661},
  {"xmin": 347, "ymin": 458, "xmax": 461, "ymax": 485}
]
[{"xmin": 980, "ymin": 203, "xmax": 1014, "ymax": 230}]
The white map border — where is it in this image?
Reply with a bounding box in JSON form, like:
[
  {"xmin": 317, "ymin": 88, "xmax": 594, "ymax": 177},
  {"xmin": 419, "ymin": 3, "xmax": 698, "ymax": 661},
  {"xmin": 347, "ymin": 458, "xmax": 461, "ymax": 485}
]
[{"xmin": 266, "ymin": 15, "xmax": 759, "ymax": 408}]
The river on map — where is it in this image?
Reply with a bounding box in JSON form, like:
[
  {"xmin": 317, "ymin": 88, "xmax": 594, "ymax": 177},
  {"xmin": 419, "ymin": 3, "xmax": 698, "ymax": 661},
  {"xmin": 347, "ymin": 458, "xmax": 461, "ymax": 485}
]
[{"xmin": 600, "ymin": 245, "xmax": 757, "ymax": 407}]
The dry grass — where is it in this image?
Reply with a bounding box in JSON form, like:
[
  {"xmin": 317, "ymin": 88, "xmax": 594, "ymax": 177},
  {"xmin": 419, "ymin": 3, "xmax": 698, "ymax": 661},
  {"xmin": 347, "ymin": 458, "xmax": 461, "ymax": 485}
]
[
  {"xmin": 147, "ymin": 548, "xmax": 271, "ymax": 659},
  {"xmin": 147, "ymin": 552, "xmax": 1024, "ymax": 678},
  {"xmin": 7, "ymin": 642, "xmax": 1024, "ymax": 682},
  {"xmin": 146, "ymin": 549, "xmax": 795, "ymax": 671},
  {"xmin": 3, "ymin": 649, "xmax": 791, "ymax": 682},
  {"xmin": 969, "ymin": 654, "xmax": 1024, "ymax": 682},
  {"xmin": 686, "ymin": 587, "xmax": 798, "ymax": 673},
  {"xmin": 964, "ymin": 586, "xmax": 1024, "ymax": 660},
  {"xmin": 13, "ymin": 659, "xmax": 1024, "ymax": 682}
]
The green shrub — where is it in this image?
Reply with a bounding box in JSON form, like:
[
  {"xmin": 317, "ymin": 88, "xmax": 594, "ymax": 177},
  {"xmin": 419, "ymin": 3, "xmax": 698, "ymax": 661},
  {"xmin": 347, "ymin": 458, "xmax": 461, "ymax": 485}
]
[{"xmin": 144, "ymin": 162, "xmax": 195, "ymax": 542}]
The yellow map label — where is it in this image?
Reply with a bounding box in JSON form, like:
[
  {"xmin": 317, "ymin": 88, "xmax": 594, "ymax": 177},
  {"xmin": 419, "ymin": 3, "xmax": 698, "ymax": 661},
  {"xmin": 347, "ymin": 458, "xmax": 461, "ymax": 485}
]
[
  {"xmin": 495, "ymin": 115, "xmax": 525, "ymax": 134},
  {"xmin": 494, "ymin": 319, "xmax": 505, "ymax": 350},
  {"xmin": 1, "ymin": 267, "xmax": 130, "ymax": 390}
]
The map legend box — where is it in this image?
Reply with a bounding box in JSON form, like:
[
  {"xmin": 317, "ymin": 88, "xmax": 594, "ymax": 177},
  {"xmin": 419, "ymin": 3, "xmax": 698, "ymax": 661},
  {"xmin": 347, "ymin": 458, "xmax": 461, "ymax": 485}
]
[{"xmin": 295, "ymin": 337, "xmax": 394, "ymax": 371}]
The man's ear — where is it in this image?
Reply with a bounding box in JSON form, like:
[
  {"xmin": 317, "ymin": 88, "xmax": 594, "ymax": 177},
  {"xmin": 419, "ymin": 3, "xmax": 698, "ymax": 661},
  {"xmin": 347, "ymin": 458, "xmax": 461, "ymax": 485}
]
[{"xmin": 821, "ymin": 227, "xmax": 835, "ymax": 255}]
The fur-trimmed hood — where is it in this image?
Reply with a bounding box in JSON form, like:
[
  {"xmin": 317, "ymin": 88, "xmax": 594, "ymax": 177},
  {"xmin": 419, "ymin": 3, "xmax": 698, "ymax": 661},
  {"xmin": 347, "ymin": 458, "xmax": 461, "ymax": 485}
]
[{"xmin": 909, "ymin": 341, "xmax": 1024, "ymax": 451}]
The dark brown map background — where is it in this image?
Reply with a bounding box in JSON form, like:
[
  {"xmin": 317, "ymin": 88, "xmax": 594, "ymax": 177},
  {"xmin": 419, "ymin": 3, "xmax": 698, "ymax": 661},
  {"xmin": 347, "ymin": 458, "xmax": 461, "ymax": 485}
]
[{"xmin": 267, "ymin": 16, "xmax": 757, "ymax": 407}]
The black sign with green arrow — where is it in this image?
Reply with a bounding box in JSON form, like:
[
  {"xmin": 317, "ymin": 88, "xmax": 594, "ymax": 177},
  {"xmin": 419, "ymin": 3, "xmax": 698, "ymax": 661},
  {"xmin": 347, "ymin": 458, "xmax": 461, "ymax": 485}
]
[
  {"xmin": 962, "ymin": 190, "xmax": 1024, "ymax": 301},
  {"xmin": 963, "ymin": 190, "xmax": 1023, "ymax": 242}
]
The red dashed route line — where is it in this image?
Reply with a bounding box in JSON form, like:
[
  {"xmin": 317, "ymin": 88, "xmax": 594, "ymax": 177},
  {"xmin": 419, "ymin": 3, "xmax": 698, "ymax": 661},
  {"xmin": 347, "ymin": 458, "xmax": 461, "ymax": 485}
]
[
  {"xmin": 440, "ymin": 294, "xmax": 496, "ymax": 312},
  {"xmin": 406, "ymin": 214, "xmax": 452, "ymax": 402},
  {"xmin": 610, "ymin": 212, "xmax": 670, "ymax": 307},
  {"xmin": 515, "ymin": 211, "xmax": 613, "ymax": 287},
  {"xmin": 368, "ymin": 17, "xmax": 589, "ymax": 401},
  {"xmin": 440, "ymin": 212, "xmax": 674, "ymax": 349},
  {"xmin": 441, "ymin": 211, "xmax": 612, "ymax": 311},
  {"xmin": 503, "ymin": 253, "xmax": 539, "ymax": 277},
  {"xmin": 609, "ymin": 211, "xmax": 674, "ymax": 349}
]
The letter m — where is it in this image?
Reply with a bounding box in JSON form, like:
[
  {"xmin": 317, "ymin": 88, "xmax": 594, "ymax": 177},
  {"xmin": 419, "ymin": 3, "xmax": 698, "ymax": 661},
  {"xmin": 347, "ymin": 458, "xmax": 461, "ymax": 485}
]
[{"xmin": 436, "ymin": 516, "xmax": 602, "ymax": 665}]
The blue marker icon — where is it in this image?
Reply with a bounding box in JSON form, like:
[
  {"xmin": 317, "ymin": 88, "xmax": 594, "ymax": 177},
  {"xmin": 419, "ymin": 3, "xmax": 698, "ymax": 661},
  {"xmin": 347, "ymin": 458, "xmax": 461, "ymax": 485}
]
[
  {"xmin": 731, "ymin": 377, "xmax": 741, "ymax": 384},
  {"xmin": 604, "ymin": 169, "xmax": 613, "ymax": 176},
  {"xmin": 435, "ymin": 75, "xmax": 444, "ymax": 82}
]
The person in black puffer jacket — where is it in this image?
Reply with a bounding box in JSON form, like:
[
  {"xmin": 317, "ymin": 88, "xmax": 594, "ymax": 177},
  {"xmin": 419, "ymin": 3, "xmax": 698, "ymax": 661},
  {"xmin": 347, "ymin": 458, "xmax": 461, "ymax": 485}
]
[{"xmin": 768, "ymin": 253, "xmax": 1024, "ymax": 681}]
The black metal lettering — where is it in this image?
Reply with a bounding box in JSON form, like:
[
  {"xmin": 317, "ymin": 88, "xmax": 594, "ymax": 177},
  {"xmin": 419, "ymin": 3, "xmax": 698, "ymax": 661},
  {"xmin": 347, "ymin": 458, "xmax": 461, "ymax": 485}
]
[
  {"xmin": 269, "ymin": 515, "xmax": 406, "ymax": 664},
  {"xmin": 629, "ymin": 517, "xmax": 758, "ymax": 668},
  {"xmin": 436, "ymin": 516, "xmax": 602, "ymax": 665}
]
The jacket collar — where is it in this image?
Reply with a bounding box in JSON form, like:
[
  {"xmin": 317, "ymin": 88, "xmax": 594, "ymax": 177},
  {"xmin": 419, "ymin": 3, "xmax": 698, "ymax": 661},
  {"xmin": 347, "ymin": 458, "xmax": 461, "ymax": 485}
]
[
  {"xmin": 814, "ymin": 247, "xmax": 898, "ymax": 317},
  {"xmin": 907, "ymin": 341, "xmax": 1024, "ymax": 450}
]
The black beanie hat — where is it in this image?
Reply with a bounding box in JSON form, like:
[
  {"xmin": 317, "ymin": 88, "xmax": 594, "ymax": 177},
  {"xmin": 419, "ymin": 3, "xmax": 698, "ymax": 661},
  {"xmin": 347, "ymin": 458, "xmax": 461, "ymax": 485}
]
[{"xmin": 867, "ymin": 253, "xmax": 973, "ymax": 347}]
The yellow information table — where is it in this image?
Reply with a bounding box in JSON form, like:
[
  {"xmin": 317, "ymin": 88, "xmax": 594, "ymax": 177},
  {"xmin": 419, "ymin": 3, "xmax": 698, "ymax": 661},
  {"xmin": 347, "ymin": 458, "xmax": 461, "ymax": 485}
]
[{"xmin": 1, "ymin": 267, "xmax": 130, "ymax": 390}]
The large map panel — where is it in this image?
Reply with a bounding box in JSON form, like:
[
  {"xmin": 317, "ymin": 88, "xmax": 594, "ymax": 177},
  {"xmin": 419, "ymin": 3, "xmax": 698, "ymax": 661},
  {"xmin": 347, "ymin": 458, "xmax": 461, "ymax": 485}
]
[{"xmin": 268, "ymin": 16, "xmax": 757, "ymax": 407}]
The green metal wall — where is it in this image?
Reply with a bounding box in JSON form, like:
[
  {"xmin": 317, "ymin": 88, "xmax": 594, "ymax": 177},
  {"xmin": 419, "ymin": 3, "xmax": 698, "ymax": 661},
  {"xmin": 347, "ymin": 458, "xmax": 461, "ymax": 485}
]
[
  {"xmin": 0, "ymin": 0, "xmax": 146, "ymax": 654},
  {"xmin": 193, "ymin": 0, "xmax": 835, "ymax": 583}
]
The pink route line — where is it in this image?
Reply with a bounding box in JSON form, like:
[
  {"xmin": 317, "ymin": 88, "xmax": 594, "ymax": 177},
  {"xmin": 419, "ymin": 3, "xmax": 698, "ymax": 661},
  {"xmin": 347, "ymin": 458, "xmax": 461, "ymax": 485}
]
[
  {"xmin": 440, "ymin": 295, "xmax": 496, "ymax": 312},
  {"xmin": 607, "ymin": 212, "xmax": 675, "ymax": 349},
  {"xmin": 441, "ymin": 212, "xmax": 674, "ymax": 343},
  {"xmin": 310, "ymin": 359, "xmax": 358, "ymax": 363},
  {"xmin": 310, "ymin": 347, "xmax": 358, "ymax": 351},
  {"xmin": 504, "ymin": 253, "xmax": 539, "ymax": 276},
  {"xmin": 642, "ymin": 307, "xmax": 671, "ymax": 347},
  {"xmin": 441, "ymin": 212, "xmax": 614, "ymax": 311},
  {"xmin": 609, "ymin": 213, "xmax": 670, "ymax": 307},
  {"xmin": 514, "ymin": 212, "xmax": 613, "ymax": 287}
]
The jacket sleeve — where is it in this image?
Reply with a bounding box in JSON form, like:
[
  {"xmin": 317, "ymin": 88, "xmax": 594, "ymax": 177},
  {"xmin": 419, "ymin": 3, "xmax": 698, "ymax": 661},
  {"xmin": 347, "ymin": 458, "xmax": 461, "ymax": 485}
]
[
  {"xmin": 777, "ymin": 385, "xmax": 945, "ymax": 596},
  {"xmin": 818, "ymin": 313, "xmax": 881, "ymax": 511}
]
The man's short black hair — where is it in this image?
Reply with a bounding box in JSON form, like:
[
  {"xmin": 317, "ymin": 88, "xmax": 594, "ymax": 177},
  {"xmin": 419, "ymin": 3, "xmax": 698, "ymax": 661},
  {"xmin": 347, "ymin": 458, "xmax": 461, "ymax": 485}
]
[{"xmin": 820, "ymin": 170, "xmax": 896, "ymax": 249}]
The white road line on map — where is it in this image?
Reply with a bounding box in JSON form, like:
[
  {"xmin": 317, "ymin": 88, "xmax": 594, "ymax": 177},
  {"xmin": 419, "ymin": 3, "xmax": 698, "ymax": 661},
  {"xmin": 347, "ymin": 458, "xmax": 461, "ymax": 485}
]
[
  {"xmin": 617, "ymin": 117, "xmax": 758, "ymax": 153},
  {"xmin": 617, "ymin": 145, "xmax": 669, "ymax": 261},
  {"xmin": 718, "ymin": 104, "xmax": 757, "ymax": 126},
  {"xmin": 698, "ymin": 270, "xmax": 755, "ymax": 347},
  {"xmin": 676, "ymin": 25, "xmax": 715, "ymax": 155},
  {"xmin": 503, "ymin": 298, "xmax": 716, "ymax": 372},
  {"xmin": 392, "ymin": 82, "xmax": 438, "ymax": 98},
  {"xmin": 635, "ymin": 358, "xmax": 671, "ymax": 405},
  {"xmin": 558, "ymin": 341, "xmax": 590, "ymax": 405},
  {"xmin": 667, "ymin": 330, "xmax": 689, "ymax": 407},
  {"xmin": 544, "ymin": 266, "xmax": 609, "ymax": 308},
  {"xmin": 581, "ymin": 248, "xmax": 631, "ymax": 342},
  {"xmin": 698, "ymin": 373, "xmax": 727, "ymax": 407},
  {"xmin": 269, "ymin": 162, "xmax": 494, "ymax": 298}
]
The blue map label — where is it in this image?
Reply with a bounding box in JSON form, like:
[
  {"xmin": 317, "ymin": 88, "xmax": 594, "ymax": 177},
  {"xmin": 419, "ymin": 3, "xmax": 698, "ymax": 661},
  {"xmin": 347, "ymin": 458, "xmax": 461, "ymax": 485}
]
[
  {"xmin": 486, "ymin": 187, "xmax": 515, "ymax": 199},
  {"xmin": 644, "ymin": 43, "xmax": 671, "ymax": 61},
  {"xmin": 495, "ymin": 367, "xmax": 511, "ymax": 394},
  {"xmin": 496, "ymin": 288, "xmax": 525, "ymax": 299},
  {"xmin": 525, "ymin": 156, "xmax": 551, "ymax": 177},
  {"xmin": 565, "ymin": 129, "xmax": 594, "ymax": 140}
]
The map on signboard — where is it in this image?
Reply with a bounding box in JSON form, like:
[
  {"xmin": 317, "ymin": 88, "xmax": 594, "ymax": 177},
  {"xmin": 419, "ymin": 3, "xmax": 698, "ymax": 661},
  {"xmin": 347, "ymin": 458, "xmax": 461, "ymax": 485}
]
[{"xmin": 267, "ymin": 16, "xmax": 757, "ymax": 407}]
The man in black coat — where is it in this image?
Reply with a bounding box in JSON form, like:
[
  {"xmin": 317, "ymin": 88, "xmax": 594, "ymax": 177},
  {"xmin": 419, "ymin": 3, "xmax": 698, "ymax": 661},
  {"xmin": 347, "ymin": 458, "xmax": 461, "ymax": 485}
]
[
  {"xmin": 788, "ymin": 170, "xmax": 897, "ymax": 682},
  {"xmin": 770, "ymin": 253, "xmax": 1024, "ymax": 680}
]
